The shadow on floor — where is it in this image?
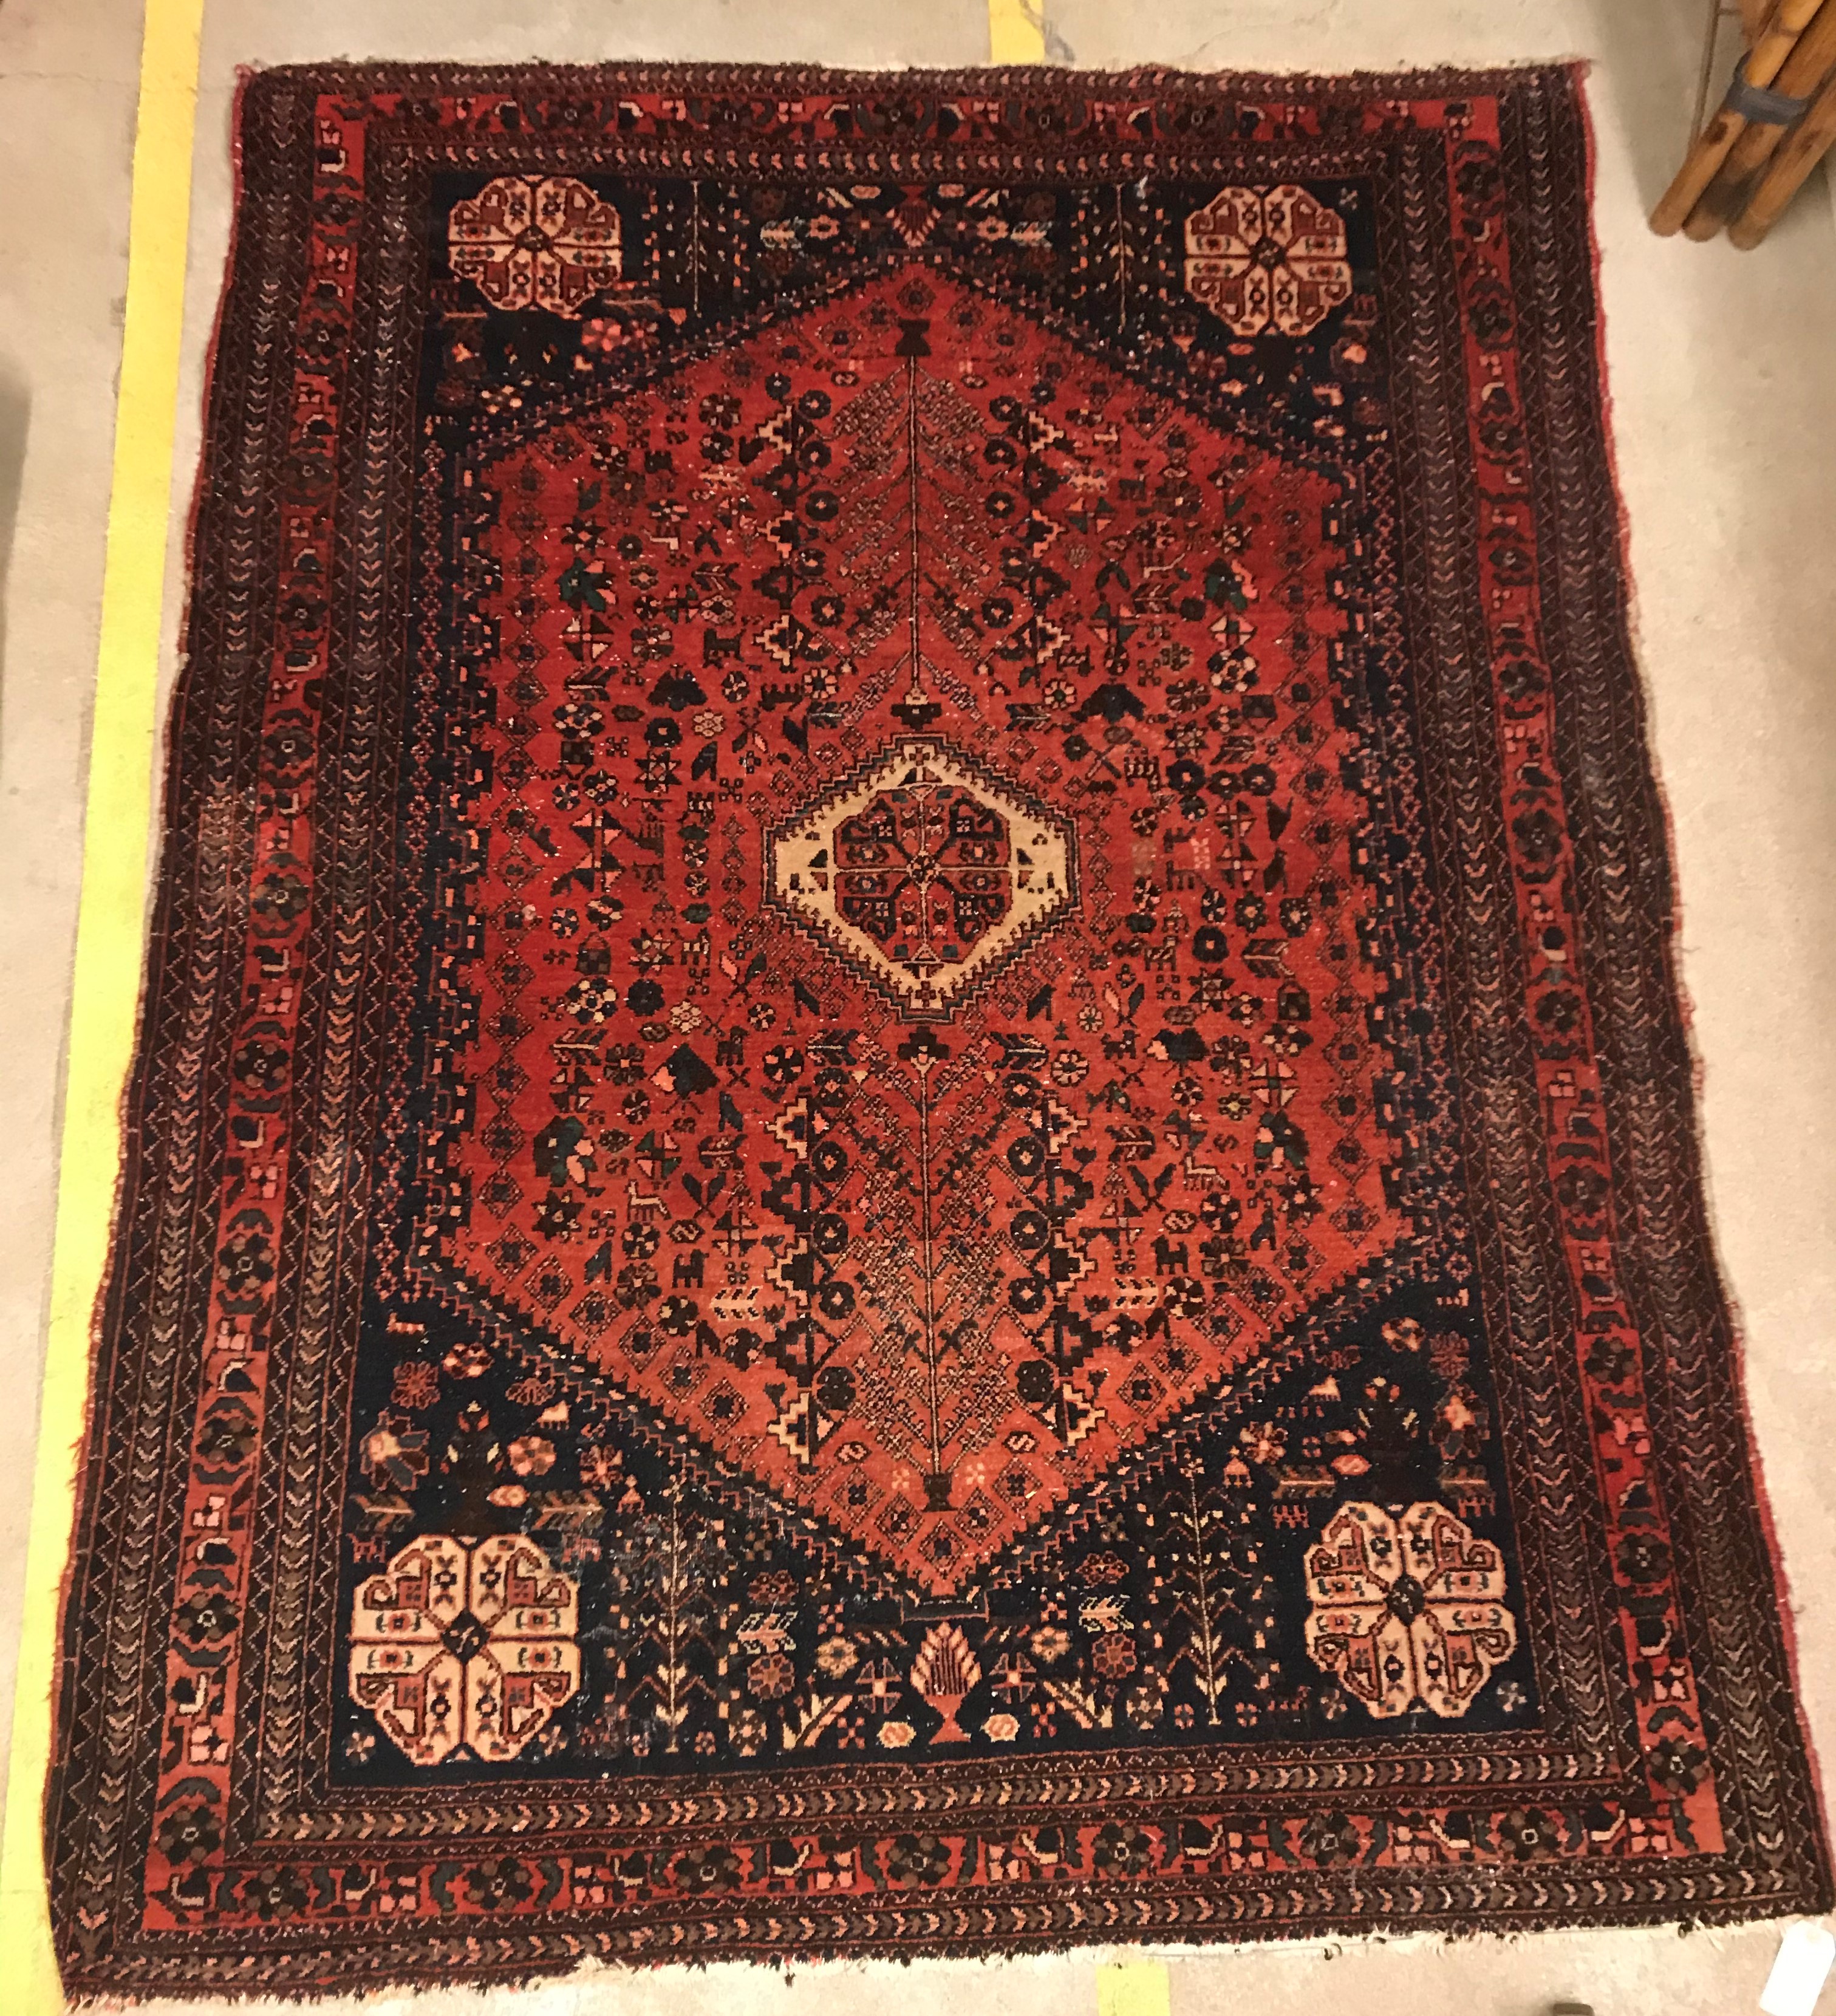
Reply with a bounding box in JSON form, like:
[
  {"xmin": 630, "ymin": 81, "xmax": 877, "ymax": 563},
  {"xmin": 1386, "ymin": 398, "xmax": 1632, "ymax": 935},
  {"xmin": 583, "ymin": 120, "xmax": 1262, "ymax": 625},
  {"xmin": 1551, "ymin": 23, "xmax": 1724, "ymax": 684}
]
[
  {"xmin": 1581, "ymin": 0, "xmax": 1706, "ymax": 214},
  {"xmin": 0, "ymin": 363, "xmax": 30, "ymax": 745}
]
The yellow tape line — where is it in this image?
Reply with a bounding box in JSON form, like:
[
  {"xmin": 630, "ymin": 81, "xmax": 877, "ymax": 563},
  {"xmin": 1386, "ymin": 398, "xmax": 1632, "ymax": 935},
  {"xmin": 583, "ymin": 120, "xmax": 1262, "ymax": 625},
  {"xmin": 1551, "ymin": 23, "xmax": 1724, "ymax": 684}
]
[
  {"xmin": 0, "ymin": 0, "xmax": 204, "ymax": 2004},
  {"xmin": 989, "ymin": 0, "xmax": 1048, "ymax": 64},
  {"xmin": 1099, "ymin": 1960, "xmax": 1173, "ymax": 2016}
]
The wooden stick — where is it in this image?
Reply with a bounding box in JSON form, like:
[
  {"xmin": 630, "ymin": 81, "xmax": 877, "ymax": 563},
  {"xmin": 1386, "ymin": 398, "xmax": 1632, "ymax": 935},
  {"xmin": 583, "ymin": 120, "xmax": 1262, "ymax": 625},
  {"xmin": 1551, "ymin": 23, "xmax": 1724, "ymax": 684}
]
[
  {"xmin": 1690, "ymin": 2, "xmax": 1732, "ymax": 145},
  {"xmin": 1652, "ymin": 0, "xmax": 1825, "ymax": 234},
  {"xmin": 1684, "ymin": 0, "xmax": 1836, "ymax": 236},
  {"xmin": 1730, "ymin": 57, "xmax": 1836, "ymax": 240},
  {"xmin": 1741, "ymin": 0, "xmax": 1772, "ymax": 37}
]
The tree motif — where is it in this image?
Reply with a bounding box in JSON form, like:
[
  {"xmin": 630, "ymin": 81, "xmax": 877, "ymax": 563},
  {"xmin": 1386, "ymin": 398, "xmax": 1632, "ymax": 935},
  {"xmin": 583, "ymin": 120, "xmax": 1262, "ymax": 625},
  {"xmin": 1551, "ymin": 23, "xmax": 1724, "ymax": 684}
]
[
  {"xmin": 600, "ymin": 1475, "xmax": 726, "ymax": 1754},
  {"xmin": 910, "ymin": 1621, "xmax": 983, "ymax": 1742},
  {"xmin": 1152, "ymin": 1463, "xmax": 1279, "ymax": 1725}
]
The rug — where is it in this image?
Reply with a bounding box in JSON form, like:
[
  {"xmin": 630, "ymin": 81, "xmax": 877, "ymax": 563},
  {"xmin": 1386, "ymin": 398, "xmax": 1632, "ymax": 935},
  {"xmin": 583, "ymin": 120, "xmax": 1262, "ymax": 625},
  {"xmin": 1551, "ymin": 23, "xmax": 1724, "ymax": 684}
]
[{"xmin": 46, "ymin": 61, "xmax": 1830, "ymax": 1996}]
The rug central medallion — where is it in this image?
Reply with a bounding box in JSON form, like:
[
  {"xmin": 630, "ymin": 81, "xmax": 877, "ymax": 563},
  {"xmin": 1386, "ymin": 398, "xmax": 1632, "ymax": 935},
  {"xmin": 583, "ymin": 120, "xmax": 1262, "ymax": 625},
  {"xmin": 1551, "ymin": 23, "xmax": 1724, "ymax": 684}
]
[{"xmin": 766, "ymin": 738, "xmax": 1077, "ymax": 1017}]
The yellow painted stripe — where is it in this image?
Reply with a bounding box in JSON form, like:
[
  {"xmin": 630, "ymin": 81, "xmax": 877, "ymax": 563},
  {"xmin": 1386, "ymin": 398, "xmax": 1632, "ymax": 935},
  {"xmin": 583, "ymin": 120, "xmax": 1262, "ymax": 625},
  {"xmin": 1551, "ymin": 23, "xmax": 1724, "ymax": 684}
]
[
  {"xmin": 1099, "ymin": 1960, "xmax": 1173, "ymax": 2016},
  {"xmin": 0, "ymin": 0, "xmax": 204, "ymax": 2004},
  {"xmin": 989, "ymin": 0, "xmax": 1047, "ymax": 65}
]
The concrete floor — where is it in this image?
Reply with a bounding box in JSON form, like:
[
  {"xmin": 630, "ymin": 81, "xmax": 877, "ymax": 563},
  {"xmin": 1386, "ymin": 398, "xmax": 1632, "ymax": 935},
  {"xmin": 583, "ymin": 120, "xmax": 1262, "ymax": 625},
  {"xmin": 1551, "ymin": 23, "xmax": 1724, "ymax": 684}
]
[{"xmin": 2, "ymin": 1, "xmax": 1834, "ymax": 2009}]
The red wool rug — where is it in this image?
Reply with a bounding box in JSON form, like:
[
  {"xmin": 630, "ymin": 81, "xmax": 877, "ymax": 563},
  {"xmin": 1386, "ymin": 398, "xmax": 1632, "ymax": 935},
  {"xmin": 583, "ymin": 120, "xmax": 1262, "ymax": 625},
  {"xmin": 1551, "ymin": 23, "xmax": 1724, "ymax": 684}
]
[{"xmin": 46, "ymin": 62, "xmax": 1829, "ymax": 1995}]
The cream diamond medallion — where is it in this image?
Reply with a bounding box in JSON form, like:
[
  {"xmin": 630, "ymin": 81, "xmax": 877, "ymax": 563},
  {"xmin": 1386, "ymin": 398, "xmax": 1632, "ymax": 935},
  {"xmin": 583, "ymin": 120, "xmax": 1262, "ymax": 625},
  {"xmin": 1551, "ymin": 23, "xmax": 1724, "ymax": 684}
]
[{"xmin": 764, "ymin": 737, "xmax": 1078, "ymax": 1019}]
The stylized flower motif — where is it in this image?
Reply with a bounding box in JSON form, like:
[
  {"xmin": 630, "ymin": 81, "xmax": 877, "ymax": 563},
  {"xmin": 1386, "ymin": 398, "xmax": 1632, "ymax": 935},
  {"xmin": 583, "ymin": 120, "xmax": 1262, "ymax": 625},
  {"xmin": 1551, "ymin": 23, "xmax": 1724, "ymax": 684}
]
[
  {"xmin": 175, "ymin": 1593, "xmax": 239, "ymax": 1648},
  {"xmin": 1300, "ymin": 1811, "xmax": 1363, "ymax": 1865},
  {"xmin": 1303, "ymin": 1500, "xmax": 1518, "ymax": 1718},
  {"xmin": 349, "ymin": 1533, "xmax": 580, "ymax": 1765},
  {"xmin": 360, "ymin": 1418, "xmax": 429, "ymax": 1491},
  {"xmin": 1496, "ymin": 1806, "xmax": 1565, "ymax": 1860},
  {"xmin": 883, "ymin": 1831, "xmax": 951, "ymax": 1884},
  {"xmin": 236, "ymin": 1865, "xmax": 311, "ymax": 1921},
  {"xmin": 196, "ymin": 1399, "xmax": 258, "ymax": 1468},
  {"xmin": 815, "ymin": 1636, "xmax": 859, "ymax": 1678},
  {"xmin": 155, "ymin": 1797, "xmax": 222, "ymax": 1867},
  {"xmin": 1091, "ymin": 1820, "xmax": 1155, "ymax": 1876},
  {"xmin": 1123, "ymin": 1681, "xmax": 1165, "ymax": 1728},
  {"xmin": 1647, "ymin": 1735, "xmax": 1709, "ymax": 1796},
  {"xmin": 251, "ymin": 867, "xmax": 309, "ymax": 926},
  {"xmin": 673, "ymin": 1842, "xmax": 742, "ymax": 1893},
  {"xmin": 391, "ymin": 1359, "xmax": 441, "ymax": 1410},
  {"xmin": 217, "ymin": 1225, "xmax": 275, "ymax": 1296},
  {"xmin": 728, "ymin": 1706, "xmax": 768, "ymax": 1755},
  {"xmin": 507, "ymin": 1434, "xmax": 556, "ymax": 1478},
  {"xmin": 462, "ymin": 1856, "xmax": 537, "ymax": 1910},
  {"xmin": 579, "ymin": 302, "xmax": 659, "ymax": 354},
  {"xmin": 1184, "ymin": 185, "xmax": 1352, "ymax": 337},
  {"xmin": 1090, "ymin": 1633, "xmax": 1139, "ymax": 1681},
  {"xmin": 747, "ymin": 1652, "xmax": 796, "ymax": 1700},
  {"xmin": 448, "ymin": 176, "xmax": 622, "ymax": 317},
  {"xmin": 982, "ymin": 1711, "xmax": 1020, "ymax": 1743}
]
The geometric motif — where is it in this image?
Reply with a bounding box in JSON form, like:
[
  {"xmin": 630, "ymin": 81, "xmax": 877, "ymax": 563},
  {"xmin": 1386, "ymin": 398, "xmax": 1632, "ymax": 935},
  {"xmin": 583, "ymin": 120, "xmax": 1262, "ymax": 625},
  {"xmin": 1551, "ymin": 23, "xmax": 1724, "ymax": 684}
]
[
  {"xmin": 765, "ymin": 737, "xmax": 1078, "ymax": 1019},
  {"xmin": 349, "ymin": 1534, "xmax": 582, "ymax": 1765},
  {"xmin": 448, "ymin": 174, "xmax": 623, "ymax": 316},
  {"xmin": 1184, "ymin": 186, "xmax": 1353, "ymax": 337},
  {"xmin": 1302, "ymin": 1500, "xmax": 1517, "ymax": 1720}
]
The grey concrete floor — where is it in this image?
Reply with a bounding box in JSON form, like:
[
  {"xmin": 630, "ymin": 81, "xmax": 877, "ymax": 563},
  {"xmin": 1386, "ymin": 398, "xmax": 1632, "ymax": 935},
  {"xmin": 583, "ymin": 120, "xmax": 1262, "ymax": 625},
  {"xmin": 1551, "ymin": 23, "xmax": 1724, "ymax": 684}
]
[{"xmin": 1, "ymin": 1, "xmax": 1834, "ymax": 2010}]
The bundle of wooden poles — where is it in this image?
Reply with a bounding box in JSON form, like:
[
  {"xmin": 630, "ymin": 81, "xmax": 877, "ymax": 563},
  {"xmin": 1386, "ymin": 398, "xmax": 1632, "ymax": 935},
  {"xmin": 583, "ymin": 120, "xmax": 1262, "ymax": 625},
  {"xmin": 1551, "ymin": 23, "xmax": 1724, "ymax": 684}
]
[{"xmin": 1653, "ymin": 0, "xmax": 1836, "ymax": 245}]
